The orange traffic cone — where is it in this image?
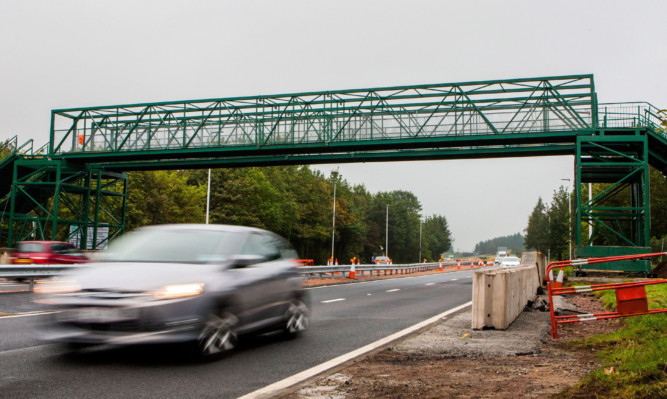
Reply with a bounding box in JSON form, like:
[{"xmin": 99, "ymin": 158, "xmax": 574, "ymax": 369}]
[
  {"xmin": 457, "ymin": 261, "xmax": 461, "ymax": 270},
  {"xmin": 553, "ymin": 268, "xmax": 564, "ymax": 289},
  {"xmin": 349, "ymin": 263, "xmax": 356, "ymax": 279},
  {"xmin": 439, "ymin": 261, "xmax": 443, "ymax": 271}
]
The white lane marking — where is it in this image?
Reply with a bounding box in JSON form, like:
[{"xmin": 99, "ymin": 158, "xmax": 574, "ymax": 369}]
[
  {"xmin": 238, "ymin": 301, "xmax": 473, "ymax": 399},
  {"xmin": 450, "ymin": 278, "xmax": 458, "ymax": 281},
  {"xmin": 386, "ymin": 289, "xmax": 400, "ymax": 293},
  {"xmin": 0, "ymin": 344, "xmax": 56, "ymax": 355},
  {"xmin": 425, "ymin": 283, "xmax": 435, "ymax": 286},
  {"xmin": 0, "ymin": 311, "xmax": 59, "ymax": 319},
  {"xmin": 321, "ymin": 298, "xmax": 346, "ymax": 303}
]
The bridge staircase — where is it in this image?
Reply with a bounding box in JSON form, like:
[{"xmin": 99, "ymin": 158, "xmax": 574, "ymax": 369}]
[{"xmin": 0, "ymin": 140, "xmax": 126, "ymax": 247}]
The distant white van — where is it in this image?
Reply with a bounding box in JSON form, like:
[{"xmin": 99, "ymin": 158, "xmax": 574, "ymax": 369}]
[{"xmin": 494, "ymin": 250, "xmax": 507, "ymax": 265}]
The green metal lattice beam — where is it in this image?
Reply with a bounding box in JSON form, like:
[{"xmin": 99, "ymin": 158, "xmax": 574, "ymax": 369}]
[{"xmin": 50, "ymin": 74, "xmax": 597, "ymax": 168}]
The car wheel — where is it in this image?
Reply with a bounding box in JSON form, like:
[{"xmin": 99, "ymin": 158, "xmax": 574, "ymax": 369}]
[
  {"xmin": 198, "ymin": 310, "xmax": 238, "ymax": 357},
  {"xmin": 283, "ymin": 299, "xmax": 309, "ymax": 337}
]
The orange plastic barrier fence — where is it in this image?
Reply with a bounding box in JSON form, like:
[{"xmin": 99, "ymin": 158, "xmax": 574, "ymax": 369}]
[{"xmin": 546, "ymin": 252, "xmax": 667, "ymax": 339}]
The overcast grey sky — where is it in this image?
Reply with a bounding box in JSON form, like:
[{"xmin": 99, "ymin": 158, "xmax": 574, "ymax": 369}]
[{"xmin": 1, "ymin": 0, "xmax": 665, "ymax": 251}]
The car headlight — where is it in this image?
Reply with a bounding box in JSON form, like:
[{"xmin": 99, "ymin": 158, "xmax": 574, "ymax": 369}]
[
  {"xmin": 34, "ymin": 280, "xmax": 81, "ymax": 294},
  {"xmin": 153, "ymin": 283, "xmax": 204, "ymax": 300}
]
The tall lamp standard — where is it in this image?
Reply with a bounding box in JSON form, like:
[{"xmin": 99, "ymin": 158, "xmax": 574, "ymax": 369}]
[
  {"xmin": 418, "ymin": 218, "xmax": 423, "ymax": 263},
  {"xmin": 205, "ymin": 168, "xmax": 211, "ymax": 224},
  {"xmin": 331, "ymin": 180, "xmax": 336, "ymax": 262},
  {"xmin": 331, "ymin": 170, "xmax": 339, "ymax": 262},
  {"xmin": 385, "ymin": 205, "xmax": 389, "ymax": 258},
  {"xmin": 562, "ymin": 178, "xmax": 572, "ymax": 260}
]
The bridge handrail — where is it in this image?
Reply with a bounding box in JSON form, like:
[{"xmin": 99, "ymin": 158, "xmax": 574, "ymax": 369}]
[
  {"xmin": 0, "ymin": 137, "xmax": 49, "ymax": 158},
  {"xmin": 599, "ymin": 102, "xmax": 667, "ymax": 137},
  {"xmin": 16, "ymin": 139, "xmax": 33, "ymax": 155}
]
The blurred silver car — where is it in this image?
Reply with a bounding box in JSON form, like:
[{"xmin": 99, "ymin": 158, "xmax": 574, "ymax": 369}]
[{"xmin": 37, "ymin": 224, "xmax": 309, "ymax": 358}]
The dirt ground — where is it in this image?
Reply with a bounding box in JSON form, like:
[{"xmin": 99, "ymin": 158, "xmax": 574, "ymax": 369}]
[{"xmin": 283, "ymin": 278, "xmax": 621, "ymax": 399}]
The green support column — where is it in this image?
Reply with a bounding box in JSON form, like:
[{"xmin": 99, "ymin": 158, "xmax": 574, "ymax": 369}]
[
  {"xmin": 92, "ymin": 171, "xmax": 103, "ymax": 249},
  {"xmin": 50, "ymin": 162, "xmax": 62, "ymax": 241},
  {"xmin": 79, "ymin": 170, "xmax": 92, "ymax": 249},
  {"xmin": 7, "ymin": 160, "xmax": 18, "ymax": 247}
]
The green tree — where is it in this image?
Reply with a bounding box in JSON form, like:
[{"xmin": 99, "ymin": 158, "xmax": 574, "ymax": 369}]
[
  {"xmin": 363, "ymin": 190, "xmax": 423, "ymax": 263},
  {"xmin": 474, "ymin": 233, "xmax": 525, "ymax": 256},
  {"xmin": 284, "ymin": 167, "xmax": 332, "ymax": 261},
  {"xmin": 126, "ymin": 170, "xmax": 206, "ymax": 229},
  {"xmin": 649, "ymin": 166, "xmax": 667, "ymax": 239},
  {"xmin": 422, "ymin": 215, "xmax": 453, "ymax": 261},
  {"xmin": 524, "ymin": 197, "xmax": 549, "ymax": 254},
  {"xmin": 548, "ymin": 187, "xmax": 570, "ymax": 261},
  {"xmin": 0, "ymin": 139, "xmax": 14, "ymax": 159},
  {"xmin": 206, "ymin": 167, "xmax": 298, "ymax": 233},
  {"xmin": 124, "ymin": 165, "xmax": 453, "ymax": 266}
]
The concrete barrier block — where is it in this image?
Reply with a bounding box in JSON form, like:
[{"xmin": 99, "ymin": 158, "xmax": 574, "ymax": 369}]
[
  {"xmin": 472, "ymin": 265, "xmax": 539, "ymax": 330},
  {"xmin": 520, "ymin": 251, "xmax": 547, "ymax": 284}
]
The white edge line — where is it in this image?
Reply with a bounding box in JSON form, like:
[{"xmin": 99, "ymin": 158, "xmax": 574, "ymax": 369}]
[
  {"xmin": 237, "ymin": 300, "xmax": 473, "ymax": 399},
  {"xmin": 385, "ymin": 289, "xmax": 400, "ymax": 292}
]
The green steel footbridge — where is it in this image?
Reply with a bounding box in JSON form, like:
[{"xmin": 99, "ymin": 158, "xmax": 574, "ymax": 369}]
[{"xmin": 1, "ymin": 74, "xmax": 666, "ymax": 272}]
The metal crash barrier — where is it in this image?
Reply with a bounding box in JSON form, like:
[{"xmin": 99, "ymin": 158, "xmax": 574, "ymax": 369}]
[
  {"xmin": 0, "ymin": 261, "xmax": 467, "ymax": 291},
  {"xmin": 546, "ymin": 252, "xmax": 667, "ymax": 339}
]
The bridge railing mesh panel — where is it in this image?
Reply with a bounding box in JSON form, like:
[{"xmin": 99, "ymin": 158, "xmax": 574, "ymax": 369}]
[{"xmin": 599, "ymin": 102, "xmax": 667, "ymax": 137}]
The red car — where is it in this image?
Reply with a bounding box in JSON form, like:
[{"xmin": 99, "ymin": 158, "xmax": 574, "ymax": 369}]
[{"xmin": 10, "ymin": 241, "xmax": 90, "ymax": 265}]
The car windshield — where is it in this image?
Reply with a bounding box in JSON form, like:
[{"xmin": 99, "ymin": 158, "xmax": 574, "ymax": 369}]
[
  {"xmin": 98, "ymin": 228, "xmax": 245, "ymax": 264},
  {"xmin": 16, "ymin": 243, "xmax": 44, "ymax": 253},
  {"xmin": 504, "ymin": 257, "xmax": 519, "ymax": 262}
]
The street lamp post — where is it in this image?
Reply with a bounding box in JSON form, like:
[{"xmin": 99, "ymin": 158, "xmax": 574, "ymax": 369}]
[
  {"xmin": 562, "ymin": 178, "xmax": 572, "ymax": 260},
  {"xmin": 418, "ymin": 219, "xmax": 423, "ymax": 263},
  {"xmin": 588, "ymin": 182, "xmax": 593, "ymax": 244},
  {"xmin": 331, "ymin": 175, "xmax": 337, "ymax": 262},
  {"xmin": 205, "ymin": 168, "xmax": 211, "ymax": 224},
  {"xmin": 385, "ymin": 205, "xmax": 389, "ymax": 258}
]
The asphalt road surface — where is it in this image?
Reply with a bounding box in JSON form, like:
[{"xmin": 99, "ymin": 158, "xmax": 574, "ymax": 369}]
[{"xmin": 0, "ymin": 270, "xmax": 474, "ymax": 398}]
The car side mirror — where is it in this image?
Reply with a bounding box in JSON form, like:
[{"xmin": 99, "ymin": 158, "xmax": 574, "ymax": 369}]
[{"xmin": 228, "ymin": 254, "xmax": 265, "ymax": 269}]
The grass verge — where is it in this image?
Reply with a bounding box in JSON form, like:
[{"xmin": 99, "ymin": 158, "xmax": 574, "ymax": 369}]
[{"xmin": 557, "ymin": 282, "xmax": 667, "ymax": 398}]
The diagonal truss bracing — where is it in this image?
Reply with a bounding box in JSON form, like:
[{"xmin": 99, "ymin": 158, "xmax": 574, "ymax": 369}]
[{"xmin": 50, "ymin": 75, "xmax": 596, "ymax": 161}]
